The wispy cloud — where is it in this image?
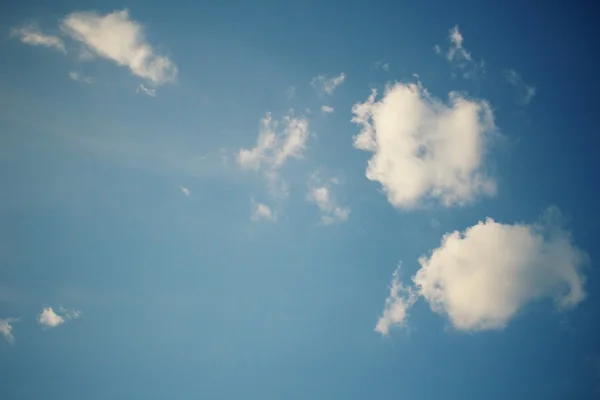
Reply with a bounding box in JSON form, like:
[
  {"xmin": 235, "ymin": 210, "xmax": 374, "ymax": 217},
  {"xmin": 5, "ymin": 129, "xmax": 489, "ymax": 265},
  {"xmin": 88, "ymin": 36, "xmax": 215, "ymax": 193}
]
[
  {"xmin": 251, "ymin": 201, "xmax": 276, "ymax": 222},
  {"xmin": 237, "ymin": 111, "xmax": 309, "ymax": 197},
  {"xmin": 373, "ymin": 61, "xmax": 390, "ymax": 71},
  {"xmin": 69, "ymin": 71, "xmax": 92, "ymax": 83},
  {"xmin": 503, "ymin": 69, "xmax": 536, "ymax": 105},
  {"xmin": 38, "ymin": 306, "xmax": 80, "ymax": 328},
  {"xmin": 0, "ymin": 318, "xmax": 18, "ymax": 344},
  {"xmin": 311, "ymin": 72, "xmax": 346, "ymax": 95},
  {"xmin": 320, "ymin": 105, "xmax": 334, "ymax": 114},
  {"xmin": 435, "ymin": 25, "xmax": 485, "ymax": 80},
  {"xmin": 61, "ymin": 9, "xmax": 177, "ymax": 85},
  {"xmin": 180, "ymin": 186, "xmax": 191, "ymax": 197},
  {"xmin": 307, "ymin": 175, "xmax": 349, "ymax": 225},
  {"xmin": 375, "ymin": 267, "xmax": 417, "ymax": 336},
  {"xmin": 137, "ymin": 84, "xmax": 156, "ymax": 97},
  {"xmin": 11, "ymin": 25, "xmax": 65, "ymax": 52}
]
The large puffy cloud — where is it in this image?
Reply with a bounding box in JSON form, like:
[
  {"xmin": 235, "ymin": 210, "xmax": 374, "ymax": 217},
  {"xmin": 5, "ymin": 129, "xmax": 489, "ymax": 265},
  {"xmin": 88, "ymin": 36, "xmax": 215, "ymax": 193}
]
[
  {"xmin": 61, "ymin": 10, "xmax": 177, "ymax": 85},
  {"xmin": 352, "ymin": 82, "xmax": 497, "ymax": 209},
  {"xmin": 413, "ymin": 209, "xmax": 588, "ymax": 331},
  {"xmin": 237, "ymin": 112, "xmax": 309, "ymax": 197}
]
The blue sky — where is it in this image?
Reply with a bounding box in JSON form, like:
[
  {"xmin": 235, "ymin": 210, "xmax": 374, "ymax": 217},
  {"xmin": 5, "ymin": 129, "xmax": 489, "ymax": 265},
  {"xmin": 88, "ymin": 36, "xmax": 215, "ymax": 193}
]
[{"xmin": 1, "ymin": 1, "xmax": 600, "ymax": 399}]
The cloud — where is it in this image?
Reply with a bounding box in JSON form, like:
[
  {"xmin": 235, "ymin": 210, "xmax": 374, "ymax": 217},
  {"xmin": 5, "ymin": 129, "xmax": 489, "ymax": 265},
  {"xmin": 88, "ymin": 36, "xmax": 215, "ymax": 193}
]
[
  {"xmin": 180, "ymin": 186, "xmax": 190, "ymax": 196},
  {"xmin": 0, "ymin": 318, "xmax": 18, "ymax": 344},
  {"xmin": 61, "ymin": 9, "xmax": 177, "ymax": 85},
  {"xmin": 503, "ymin": 69, "xmax": 536, "ymax": 105},
  {"xmin": 311, "ymin": 72, "xmax": 346, "ymax": 95},
  {"xmin": 38, "ymin": 306, "xmax": 80, "ymax": 328},
  {"xmin": 373, "ymin": 61, "xmax": 390, "ymax": 71},
  {"xmin": 413, "ymin": 208, "xmax": 588, "ymax": 331},
  {"xmin": 351, "ymin": 81, "xmax": 497, "ymax": 210},
  {"xmin": 375, "ymin": 267, "xmax": 418, "ymax": 336},
  {"xmin": 251, "ymin": 201, "xmax": 276, "ymax": 222},
  {"xmin": 321, "ymin": 105, "xmax": 334, "ymax": 114},
  {"xmin": 11, "ymin": 25, "xmax": 66, "ymax": 52},
  {"xmin": 285, "ymin": 86, "xmax": 296, "ymax": 100},
  {"xmin": 237, "ymin": 112, "xmax": 309, "ymax": 197},
  {"xmin": 137, "ymin": 84, "xmax": 156, "ymax": 97},
  {"xmin": 435, "ymin": 25, "xmax": 484, "ymax": 80},
  {"xmin": 69, "ymin": 71, "xmax": 92, "ymax": 83},
  {"xmin": 307, "ymin": 176, "xmax": 350, "ymax": 225}
]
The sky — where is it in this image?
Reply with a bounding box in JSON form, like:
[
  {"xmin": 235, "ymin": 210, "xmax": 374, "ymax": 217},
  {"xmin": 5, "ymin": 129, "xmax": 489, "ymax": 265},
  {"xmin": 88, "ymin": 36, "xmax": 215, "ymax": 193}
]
[{"xmin": 1, "ymin": 1, "xmax": 600, "ymax": 399}]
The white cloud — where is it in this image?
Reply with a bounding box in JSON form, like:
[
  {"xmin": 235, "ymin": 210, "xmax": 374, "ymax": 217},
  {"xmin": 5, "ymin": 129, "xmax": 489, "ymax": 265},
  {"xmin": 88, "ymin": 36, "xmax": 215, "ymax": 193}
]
[
  {"xmin": 307, "ymin": 176, "xmax": 350, "ymax": 225},
  {"xmin": 251, "ymin": 201, "xmax": 276, "ymax": 222},
  {"xmin": 375, "ymin": 267, "xmax": 418, "ymax": 336},
  {"xmin": 38, "ymin": 306, "xmax": 80, "ymax": 328},
  {"xmin": 0, "ymin": 318, "xmax": 18, "ymax": 344},
  {"xmin": 503, "ymin": 69, "xmax": 536, "ymax": 105},
  {"xmin": 351, "ymin": 81, "xmax": 497, "ymax": 210},
  {"xmin": 69, "ymin": 71, "xmax": 92, "ymax": 83},
  {"xmin": 61, "ymin": 9, "xmax": 177, "ymax": 85},
  {"xmin": 11, "ymin": 25, "xmax": 66, "ymax": 52},
  {"xmin": 237, "ymin": 112, "xmax": 309, "ymax": 197},
  {"xmin": 413, "ymin": 208, "xmax": 588, "ymax": 331},
  {"xmin": 436, "ymin": 25, "xmax": 484, "ymax": 80},
  {"xmin": 321, "ymin": 105, "xmax": 334, "ymax": 114},
  {"xmin": 311, "ymin": 72, "xmax": 346, "ymax": 95},
  {"xmin": 137, "ymin": 84, "xmax": 156, "ymax": 97},
  {"xmin": 180, "ymin": 186, "xmax": 190, "ymax": 196}
]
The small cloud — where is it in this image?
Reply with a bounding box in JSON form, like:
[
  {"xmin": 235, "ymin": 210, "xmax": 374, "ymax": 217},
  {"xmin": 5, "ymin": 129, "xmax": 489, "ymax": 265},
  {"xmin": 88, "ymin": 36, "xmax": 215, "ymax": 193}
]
[
  {"xmin": 237, "ymin": 112, "xmax": 309, "ymax": 198},
  {"xmin": 307, "ymin": 175, "xmax": 350, "ymax": 225},
  {"xmin": 38, "ymin": 306, "xmax": 80, "ymax": 328},
  {"xmin": 436, "ymin": 25, "xmax": 484, "ymax": 80},
  {"xmin": 180, "ymin": 186, "xmax": 190, "ymax": 196},
  {"xmin": 373, "ymin": 61, "xmax": 390, "ymax": 71},
  {"xmin": 320, "ymin": 105, "xmax": 334, "ymax": 114},
  {"xmin": 251, "ymin": 201, "xmax": 276, "ymax": 222},
  {"xmin": 375, "ymin": 267, "xmax": 418, "ymax": 336},
  {"xmin": 69, "ymin": 71, "xmax": 92, "ymax": 83},
  {"xmin": 61, "ymin": 9, "xmax": 177, "ymax": 85},
  {"xmin": 137, "ymin": 84, "xmax": 156, "ymax": 97},
  {"xmin": 11, "ymin": 25, "xmax": 66, "ymax": 52},
  {"xmin": 0, "ymin": 318, "xmax": 18, "ymax": 344},
  {"xmin": 503, "ymin": 69, "xmax": 536, "ymax": 105},
  {"xmin": 311, "ymin": 72, "xmax": 346, "ymax": 95}
]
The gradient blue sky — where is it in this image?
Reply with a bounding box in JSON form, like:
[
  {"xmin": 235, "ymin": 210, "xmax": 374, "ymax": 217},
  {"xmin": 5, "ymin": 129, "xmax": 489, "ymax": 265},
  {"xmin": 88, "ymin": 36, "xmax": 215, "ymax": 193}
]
[{"xmin": 1, "ymin": 1, "xmax": 600, "ymax": 399}]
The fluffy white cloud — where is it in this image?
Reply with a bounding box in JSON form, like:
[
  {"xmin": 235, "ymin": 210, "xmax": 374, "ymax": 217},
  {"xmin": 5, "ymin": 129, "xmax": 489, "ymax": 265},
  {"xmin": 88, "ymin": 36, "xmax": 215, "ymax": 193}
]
[
  {"xmin": 69, "ymin": 71, "xmax": 92, "ymax": 83},
  {"xmin": 503, "ymin": 69, "xmax": 536, "ymax": 105},
  {"xmin": 61, "ymin": 10, "xmax": 177, "ymax": 85},
  {"xmin": 413, "ymin": 209, "xmax": 588, "ymax": 331},
  {"xmin": 0, "ymin": 318, "xmax": 18, "ymax": 343},
  {"xmin": 237, "ymin": 112, "xmax": 309, "ymax": 197},
  {"xmin": 137, "ymin": 84, "xmax": 156, "ymax": 97},
  {"xmin": 375, "ymin": 267, "xmax": 418, "ymax": 336},
  {"xmin": 251, "ymin": 201, "xmax": 276, "ymax": 222},
  {"xmin": 321, "ymin": 105, "xmax": 334, "ymax": 114},
  {"xmin": 351, "ymin": 82, "xmax": 497, "ymax": 209},
  {"xmin": 38, "ymin": 306, "xmax": 80, "ymax": 328},
  {"xmin": 311, "ymin": 72, "xmax": 346, "ymax": 95},
  {"xmin": 11, "ymin": 25, "xmax": 65, "ymax": 52},
  {"xmin": 307, "ymin": 176, "xmax": 349, "ymax": 225}
]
